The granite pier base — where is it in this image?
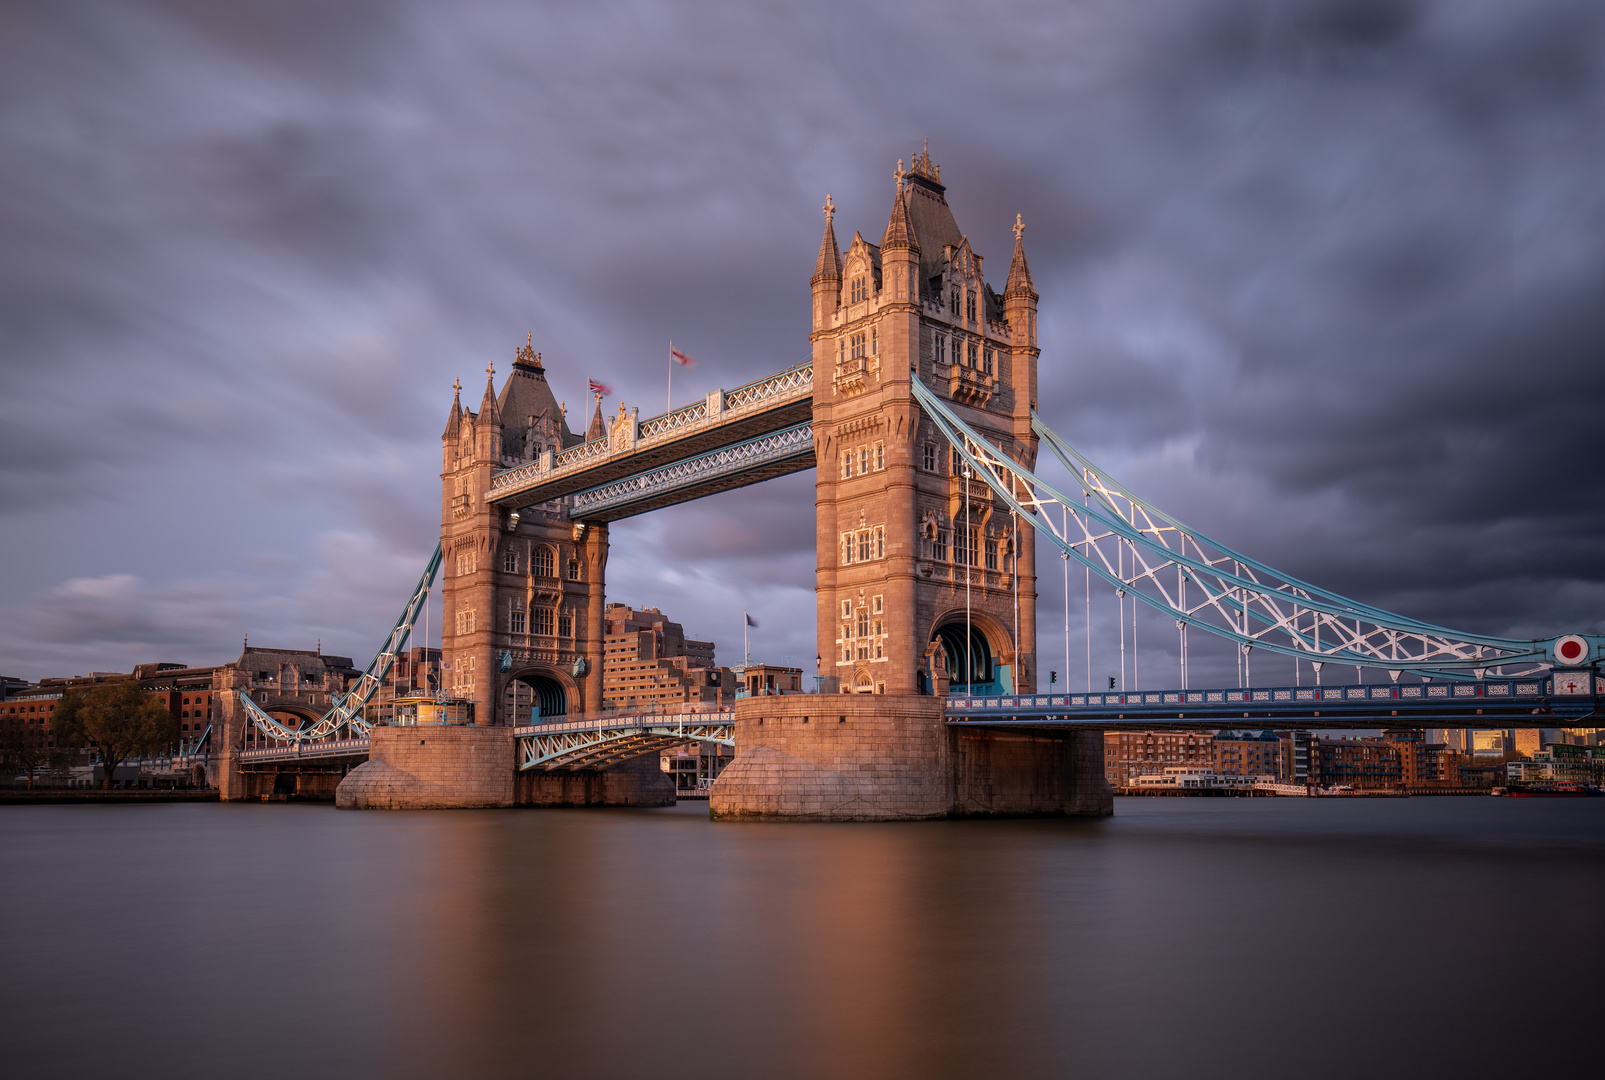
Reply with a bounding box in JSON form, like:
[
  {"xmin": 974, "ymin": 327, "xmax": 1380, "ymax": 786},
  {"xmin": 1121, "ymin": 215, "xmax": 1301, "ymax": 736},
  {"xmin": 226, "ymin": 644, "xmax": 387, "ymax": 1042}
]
[
  {"xmin": 709, "ymin": 694, "xmax": 1112, "ymax": 821},
  {"xmin": 335, "ymin": 725, "xmax": 675, "ymax": 810}
]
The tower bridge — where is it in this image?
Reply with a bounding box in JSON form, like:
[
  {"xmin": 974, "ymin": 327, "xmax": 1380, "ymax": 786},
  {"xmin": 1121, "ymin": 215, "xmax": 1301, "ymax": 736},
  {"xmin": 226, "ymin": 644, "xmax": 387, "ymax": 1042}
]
[{"xmin": 211, "ymin": 145, "xmax": 1600, "ymax": 816}]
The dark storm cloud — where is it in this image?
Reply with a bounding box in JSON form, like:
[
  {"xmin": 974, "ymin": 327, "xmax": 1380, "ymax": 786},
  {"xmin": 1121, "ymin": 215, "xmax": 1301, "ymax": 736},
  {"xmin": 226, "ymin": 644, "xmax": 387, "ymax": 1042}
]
[{"xmin": 0, "ymin": 0, "xmax": 1599, "ymax": 684}]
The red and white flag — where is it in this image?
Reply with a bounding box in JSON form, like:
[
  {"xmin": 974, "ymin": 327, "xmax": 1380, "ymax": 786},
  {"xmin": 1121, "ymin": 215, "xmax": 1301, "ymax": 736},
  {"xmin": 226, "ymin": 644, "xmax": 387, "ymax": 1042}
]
[
  {"xmin": 588, "ymin": 378, "xmax": 612, "ymax": 396},
  {"xmin": 670, "ymin": 346, "xmax": 696, "ymax": 368}
]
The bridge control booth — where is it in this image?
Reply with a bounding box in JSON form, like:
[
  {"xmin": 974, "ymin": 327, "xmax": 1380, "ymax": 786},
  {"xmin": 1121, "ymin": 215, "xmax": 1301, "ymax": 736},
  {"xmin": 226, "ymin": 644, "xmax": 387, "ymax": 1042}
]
[{"xmin": 390, "ymin": 694, "xmax": 475, "ymax": 726}]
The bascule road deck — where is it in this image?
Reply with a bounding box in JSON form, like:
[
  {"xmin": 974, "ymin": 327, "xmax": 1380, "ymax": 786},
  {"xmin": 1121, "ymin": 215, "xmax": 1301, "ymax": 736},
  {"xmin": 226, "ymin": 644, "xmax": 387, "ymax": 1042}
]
[{"xmin": 485, "ymin": 362, "xmax": 814, "ymax": 520}]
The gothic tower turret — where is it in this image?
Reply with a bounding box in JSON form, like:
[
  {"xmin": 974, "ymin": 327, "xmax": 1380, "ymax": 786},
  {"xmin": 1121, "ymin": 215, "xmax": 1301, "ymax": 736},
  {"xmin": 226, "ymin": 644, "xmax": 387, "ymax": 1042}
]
[{"xmin": 809, "ymin": 146, "xmax": 1038, "ymax": 698}]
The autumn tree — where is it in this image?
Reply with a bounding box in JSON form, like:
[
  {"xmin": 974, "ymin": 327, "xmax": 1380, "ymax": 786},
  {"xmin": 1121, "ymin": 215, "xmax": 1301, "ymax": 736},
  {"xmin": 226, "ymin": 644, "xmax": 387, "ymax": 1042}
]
[
  {"xmin": 52, "ymin": 679, "xmax": 176, "ymax": 789},
  {"xmin": 0, "ymin": 713, "xmax": 51, "ymax": 789}
]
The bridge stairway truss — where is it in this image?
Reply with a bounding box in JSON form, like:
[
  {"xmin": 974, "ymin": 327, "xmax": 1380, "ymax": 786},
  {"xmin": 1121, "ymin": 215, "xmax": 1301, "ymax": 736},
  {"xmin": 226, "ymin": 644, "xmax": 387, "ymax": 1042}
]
[
  {"xmin": 515, "ymin": 713, "xmax": 735, "ymax": 772},
  {"xmin": 909, "ymin": 375, "xmax": 1600, "ymax": 681},
  {"xmin": 238, "ymin": 542, "xmax": 442, "ymax": 750}
]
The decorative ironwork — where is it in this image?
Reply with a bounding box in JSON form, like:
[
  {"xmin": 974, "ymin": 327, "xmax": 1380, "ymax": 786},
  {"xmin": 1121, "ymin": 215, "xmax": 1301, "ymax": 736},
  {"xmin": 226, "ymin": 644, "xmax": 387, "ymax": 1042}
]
[
  {"xmin": 909, "ymin": 376, "xmax": 1601, "ymax": 678},
  {"xmin": 240, "ymin": 542, "xmax": 442, "ymax": 743},
  {"xmin": 942, "ymin": 674, "xmax": 1595, "ymax": 727},
  {"xmin": 637, "ymin": 400, "xmax": 710, "ymax": 440},
  {"xmin": 488, "ymin": 361, "xmax": 811, "ymax": 500},
  {"xmin": 568, "ymin": 423, "xmax": 813, "ymax": 518},
  {"xmin": 515, "ymin": 712, "xmax": 735, "ymax": 771}
]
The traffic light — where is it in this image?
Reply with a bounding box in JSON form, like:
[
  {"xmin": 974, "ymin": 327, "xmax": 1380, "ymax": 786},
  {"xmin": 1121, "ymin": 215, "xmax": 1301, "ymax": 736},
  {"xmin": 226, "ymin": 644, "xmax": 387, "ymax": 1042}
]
[
  {"xmin": 1050, "ymin": 670, "xmax": 1058, "ymax": 686},
  {"xmin": 1108, "ymin": 676, "xmax": 1116, "ymax": 689}
]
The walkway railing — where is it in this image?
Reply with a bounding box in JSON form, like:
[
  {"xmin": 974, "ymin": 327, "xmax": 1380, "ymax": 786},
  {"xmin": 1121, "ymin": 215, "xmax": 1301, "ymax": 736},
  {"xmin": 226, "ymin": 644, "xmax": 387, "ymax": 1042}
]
[
  {"xmin": 488, "ymin": 361, "xmax": 811, "ymax": 501},
  {"xmin": 945, "ymin": 673, "xmax": 1600, "ymax": 728}
]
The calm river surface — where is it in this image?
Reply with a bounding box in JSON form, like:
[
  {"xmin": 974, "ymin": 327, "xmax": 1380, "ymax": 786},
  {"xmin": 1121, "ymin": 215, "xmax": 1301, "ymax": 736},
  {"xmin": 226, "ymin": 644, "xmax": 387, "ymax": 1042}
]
[{"xmin": 2, "ymin": 797, "xmax": 1600, "ymax": 1080}]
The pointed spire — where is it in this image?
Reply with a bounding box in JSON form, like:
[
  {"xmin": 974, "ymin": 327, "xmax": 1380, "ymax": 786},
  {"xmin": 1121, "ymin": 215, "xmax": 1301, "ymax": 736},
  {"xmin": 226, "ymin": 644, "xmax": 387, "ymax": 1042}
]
[
  {"xmin": 479, "ymin": 359, "xmax": 500, "ymax": 425},
  {"xmin": 1005, "ymin": 213, "xmax": 1037, "ymax": 301},
  {"xmin": 587, "ymin": 396, "xmax": 606, "ymax": 442},
  {"xmin": 442, "ymin": 377, "xmax": 463, "ymax": 439},
  {"xmin": 881, "ymin": 163, "xmax": 918, "ymax": 254},
  {"xmin": 811, "ymin": 194, "xmax": 842, "ymax": 287}
]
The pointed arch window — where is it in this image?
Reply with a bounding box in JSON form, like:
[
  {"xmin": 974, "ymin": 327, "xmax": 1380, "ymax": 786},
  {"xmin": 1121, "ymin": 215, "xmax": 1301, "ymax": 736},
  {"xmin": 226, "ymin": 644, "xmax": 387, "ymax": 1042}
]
[
  {"xmin": 532, "ymin": 546, "xmax": 554, "ymax": 577},
  {"xmin": 966, "ymin": 291, "xmax": 976, "ymax": 322}
]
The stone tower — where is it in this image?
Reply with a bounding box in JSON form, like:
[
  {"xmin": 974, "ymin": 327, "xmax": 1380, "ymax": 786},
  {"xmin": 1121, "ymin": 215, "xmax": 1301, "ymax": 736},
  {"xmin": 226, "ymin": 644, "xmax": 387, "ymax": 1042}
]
[
  {"xmin": 438, "ymin": 338, "xmax": 607, "ymax": 723},
  {"xmin": 810, "ymin": 145, "xmax": 1040, "ymax": 698}
]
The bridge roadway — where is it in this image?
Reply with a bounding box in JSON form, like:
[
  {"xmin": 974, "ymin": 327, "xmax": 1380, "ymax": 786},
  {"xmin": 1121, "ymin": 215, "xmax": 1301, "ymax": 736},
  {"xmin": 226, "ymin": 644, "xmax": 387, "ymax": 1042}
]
[
  {"xmin": 227, "ymin": 672, "xmax": 1599, "ymax": 771},
  {"xmin": 945, "ymin": 672, "xmax": 1603, "ymax": 731},
  {"xmin": 487, "ymin": 362, "xmax": 814, "ymax": 519}
]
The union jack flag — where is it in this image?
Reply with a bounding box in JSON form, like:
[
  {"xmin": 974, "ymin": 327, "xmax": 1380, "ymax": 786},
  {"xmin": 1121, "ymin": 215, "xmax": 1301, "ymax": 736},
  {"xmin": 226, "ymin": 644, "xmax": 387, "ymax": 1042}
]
[{"xmin": 588, "ymin": 378, "xmax": 612, "ymax": 396}]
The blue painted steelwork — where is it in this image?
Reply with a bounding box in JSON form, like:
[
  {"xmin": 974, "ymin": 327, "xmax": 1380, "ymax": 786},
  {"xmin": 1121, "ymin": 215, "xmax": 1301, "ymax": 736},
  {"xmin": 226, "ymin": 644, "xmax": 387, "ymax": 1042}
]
[
  {"xmin": 565, "ymin": 422, "xmax": 813, "ymax": 520},
  {"xmin": 238, "ymin": 737, "xmax": 370, "ymax": 764},
  {"xmin": 240, "ymin": 542, "xmax": 443, "ymax": 744},
  {"xmin": 515, "ymin": 711, "xmax": 735, "ymax": 771},
  {"xmin": 945, "ymin": 672, "xmax": 1602, "ymax": 730},
  {"xmin": 909, "ymin": 376, "xmax": 1602, "ymax": 678}
]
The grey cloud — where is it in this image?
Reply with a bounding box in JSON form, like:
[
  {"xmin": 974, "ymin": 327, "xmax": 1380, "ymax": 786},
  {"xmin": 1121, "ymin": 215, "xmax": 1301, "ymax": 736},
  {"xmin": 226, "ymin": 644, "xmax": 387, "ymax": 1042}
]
[{"xmin": 0, "ymin": 0, "xmax": 1599, "ymax": 682}]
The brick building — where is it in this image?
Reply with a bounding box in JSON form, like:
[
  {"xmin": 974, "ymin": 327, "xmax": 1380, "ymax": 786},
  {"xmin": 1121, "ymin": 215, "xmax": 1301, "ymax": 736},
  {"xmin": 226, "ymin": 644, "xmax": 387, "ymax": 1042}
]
[
  {"xmin": 1213, "ymin": 730, "xmax": 1280, "ymax": 778},
  {"xmin": 1310, "ymin": 736, "xmax": 1404, "ymax": 791},
  {"xmin": 600, "ymin": 604, "xmax": 730, "ymax": 712},
  {"xmin": 1104, "ymin": 730, "xmax": 1215, "ymax": 788}
]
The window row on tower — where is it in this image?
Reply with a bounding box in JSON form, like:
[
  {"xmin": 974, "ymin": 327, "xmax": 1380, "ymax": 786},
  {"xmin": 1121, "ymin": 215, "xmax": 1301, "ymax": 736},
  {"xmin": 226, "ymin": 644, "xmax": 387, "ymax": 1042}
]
[
  {"xmin": 932, "ymin": 332, "xmax": 994, "ymax": 374},
  {"xmin": 840, "ymin": 525, "xmax": 886, "ymax": 566},
  {"xmin": 840, "ymin": 440, "xmax": 886, "ymax": 479}
]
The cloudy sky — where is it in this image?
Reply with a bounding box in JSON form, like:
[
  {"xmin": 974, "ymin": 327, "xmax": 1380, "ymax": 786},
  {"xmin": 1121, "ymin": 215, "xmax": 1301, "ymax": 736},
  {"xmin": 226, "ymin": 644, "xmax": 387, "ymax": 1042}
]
[{"xmin": 2, "ymin": 0, "xmax": 1600, "ymax": 688}]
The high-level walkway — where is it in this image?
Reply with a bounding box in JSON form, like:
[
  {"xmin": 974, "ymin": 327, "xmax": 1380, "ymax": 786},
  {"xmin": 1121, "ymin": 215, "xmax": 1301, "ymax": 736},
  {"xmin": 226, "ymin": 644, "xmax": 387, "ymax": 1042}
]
[{"xmin": 486, "ymin": 362, "xmax": 813, "ymax": 519}]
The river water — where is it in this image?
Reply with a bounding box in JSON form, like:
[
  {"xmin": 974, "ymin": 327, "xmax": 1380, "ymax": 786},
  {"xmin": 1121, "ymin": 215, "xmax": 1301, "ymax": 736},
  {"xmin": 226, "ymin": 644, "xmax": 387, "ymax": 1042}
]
[{"xmin": 1, "ymin": 797, "xmax": 1599, "ymax": 1080}]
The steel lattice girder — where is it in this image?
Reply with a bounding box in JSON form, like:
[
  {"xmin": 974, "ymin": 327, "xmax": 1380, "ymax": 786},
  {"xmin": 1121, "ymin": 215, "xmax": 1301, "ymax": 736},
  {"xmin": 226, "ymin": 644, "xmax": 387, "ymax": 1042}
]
[
  {"xmin": 909, "ymin": 376, "xmax": 1600, "ymax": 678},
  {"xmin": 488, "ymin": 362, "xmax": 814, "ymax": 510},
  {"xmin": 565, "ymin": 423, "xmax": 814, "ymax": 521},
  {"xmin": 240, "ymin": 543, "xmax": 442, "ymax": 744},
  {"xmin": 516, "ymin": 718, "xmax": 735, "ymax": 771}
]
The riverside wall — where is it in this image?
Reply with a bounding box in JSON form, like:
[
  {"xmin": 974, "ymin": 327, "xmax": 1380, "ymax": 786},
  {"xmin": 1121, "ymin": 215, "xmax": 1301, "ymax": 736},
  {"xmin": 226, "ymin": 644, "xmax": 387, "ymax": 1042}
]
[{"xmin": 709, "ymin": 694, "xmax": 1112, "ymax": 821}]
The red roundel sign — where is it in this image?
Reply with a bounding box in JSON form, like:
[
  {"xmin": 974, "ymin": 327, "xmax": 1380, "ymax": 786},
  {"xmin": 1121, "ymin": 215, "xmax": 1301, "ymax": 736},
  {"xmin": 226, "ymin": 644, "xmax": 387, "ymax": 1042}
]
[{"xmin": 1553, "ymin": 635, "xmax": 1589, "ymax": 664}]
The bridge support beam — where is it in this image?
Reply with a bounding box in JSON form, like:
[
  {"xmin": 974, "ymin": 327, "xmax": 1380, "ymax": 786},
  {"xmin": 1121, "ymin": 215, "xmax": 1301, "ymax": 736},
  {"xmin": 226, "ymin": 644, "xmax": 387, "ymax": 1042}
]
[
  {"xmin": 709, "ymin": 695, "xmax": 1111, "ymax": 821},
  {"xmin": 336, "ymin": 722, "xmax": 674, "ymax": 809}
]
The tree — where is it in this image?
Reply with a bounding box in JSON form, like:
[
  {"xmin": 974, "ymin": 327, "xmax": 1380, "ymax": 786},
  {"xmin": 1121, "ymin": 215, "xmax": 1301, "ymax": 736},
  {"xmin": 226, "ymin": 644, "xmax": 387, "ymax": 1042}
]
[
  {"xmin": 52, "ymin": 679, "xmax": 176, "ymax": 790},
  {"xmin": 0, "ymin": 713, "xmax": 51, "ymax": 789}
]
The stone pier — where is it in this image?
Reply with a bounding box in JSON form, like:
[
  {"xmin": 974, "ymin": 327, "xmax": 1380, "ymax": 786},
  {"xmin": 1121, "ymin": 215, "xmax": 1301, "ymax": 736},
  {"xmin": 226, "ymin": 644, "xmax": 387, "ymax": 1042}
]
[
  {"xmin": 335, "ymin": 725, "xmax": 674, "ymax": 810},
  {"xmin": 709, "ymin": 695, "xmax": 1111, "ymax": 821}
]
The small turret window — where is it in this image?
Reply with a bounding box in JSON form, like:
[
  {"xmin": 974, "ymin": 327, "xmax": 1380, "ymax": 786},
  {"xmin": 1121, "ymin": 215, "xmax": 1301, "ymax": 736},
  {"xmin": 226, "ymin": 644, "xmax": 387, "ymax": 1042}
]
[
  {"xmin": 503, "ymin": 551, "xmax": 517, "ymax": 573},
  {"xmin": 934, "ymin": 335, "xmax": 946, "ymax": 364},
  {"xmin": 967, "ymin": 341, "xmax": 978, "ymax": 367},
  {"xmin": 983, "ymin": 347, "xmax": 994, "ymax": 374},
  {"xmin": 949, "ymin": 290, "xmax": 959, "ymax": 315},
  {"xmin": 966, "ymin": 291, "xmax": 976, "ymax": 322}
]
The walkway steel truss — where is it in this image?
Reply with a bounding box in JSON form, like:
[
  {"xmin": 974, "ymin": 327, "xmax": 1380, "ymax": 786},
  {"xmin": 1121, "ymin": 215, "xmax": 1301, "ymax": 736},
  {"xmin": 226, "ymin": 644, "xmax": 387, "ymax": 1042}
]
[
  {"xmin": 240, "ymin": 542, "xmax": 442, "ymax": 745},
  {"xmin": 488, "ymin": 362, "xmax": 813, "ymax": 510},
  {"xmin": 910, "ymin": 376, "xmax": 1601, "ymax": 679},
  {"xmin": 567, "ymin": 423, "xmax": 813, "ymax": 521},
  {"xmin": 515, "ymin": 713, "xmax": 735, "ymax": 772},
  {"xmin": 946, "ymin": 672, "xmax": 1602, "ymax": 731}
]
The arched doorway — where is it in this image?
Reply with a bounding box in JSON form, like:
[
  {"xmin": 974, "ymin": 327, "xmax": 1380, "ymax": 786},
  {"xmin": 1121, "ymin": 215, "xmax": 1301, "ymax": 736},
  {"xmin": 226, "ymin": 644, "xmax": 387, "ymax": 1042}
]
[
  {"xmin": 503, "ymin": 672, "xmax": 568, "ymax": 725},
  {"xmin": 930, "ymin": 618, "xmax": 1009, "ymax": 696}
]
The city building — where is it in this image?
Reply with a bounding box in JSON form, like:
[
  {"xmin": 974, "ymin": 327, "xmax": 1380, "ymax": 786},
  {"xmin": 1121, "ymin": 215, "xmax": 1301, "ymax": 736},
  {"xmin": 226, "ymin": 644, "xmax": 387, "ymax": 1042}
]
[
  {"xmin": 1309, "ymin": 736, "xmax": 1404, "ymax": 791},
  {"xmin": 737, "ymin": 663, "xmax": 804, "ymax": 696},
  {"xmin": 599, "ymin": 604, "xmax": 730, "ymax": 713},
  {"xmin": 1277, "ymin": 730, "xmax": 1312, "ymax": 785},
  {"xmin": 1104, "ymin": 730, "xmax": 1215, "ymax": 788},
  {"xmin": 1506, "ymin": 743, "xmax": 1605, "ymax": 786},
  {"xmin": 1213, "ymin": 730, "xmax": 1280, "ymax": 778}
]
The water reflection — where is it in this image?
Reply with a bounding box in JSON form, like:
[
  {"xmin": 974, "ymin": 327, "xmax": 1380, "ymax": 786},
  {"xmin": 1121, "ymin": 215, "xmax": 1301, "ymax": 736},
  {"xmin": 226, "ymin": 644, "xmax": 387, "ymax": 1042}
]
[{"xmin": 0, "ymin": 799, "xmax": 1599, "ymax": 1079}]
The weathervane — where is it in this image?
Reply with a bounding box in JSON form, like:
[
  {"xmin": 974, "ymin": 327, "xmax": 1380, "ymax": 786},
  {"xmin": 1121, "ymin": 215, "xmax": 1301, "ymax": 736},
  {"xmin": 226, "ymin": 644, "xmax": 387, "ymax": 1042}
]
[
  {"xmin": 822, "ymin": 194, "xmax": 834, "ymax": 223},
  {"xmin": 1014, "ymin": 213, "xmax": 1025, "ymax": 243}
]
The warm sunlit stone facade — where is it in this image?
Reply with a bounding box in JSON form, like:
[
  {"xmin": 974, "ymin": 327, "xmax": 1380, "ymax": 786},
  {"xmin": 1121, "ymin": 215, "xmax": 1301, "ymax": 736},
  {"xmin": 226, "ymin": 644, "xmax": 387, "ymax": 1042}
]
[{"xmin": 810, "ymin": 146, "xmax": 1041, "ymax": 698}]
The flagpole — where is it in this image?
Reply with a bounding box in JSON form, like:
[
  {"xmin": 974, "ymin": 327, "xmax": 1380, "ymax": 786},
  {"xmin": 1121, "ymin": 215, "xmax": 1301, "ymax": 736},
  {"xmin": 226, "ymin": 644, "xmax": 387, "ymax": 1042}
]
[
  {"xmin": 667, "ymin": 339, "xmax": 673, "ymax": 414},
  {"xmin": 744, "ymin": 609, "xmax": 749, "ymax": 667}
]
